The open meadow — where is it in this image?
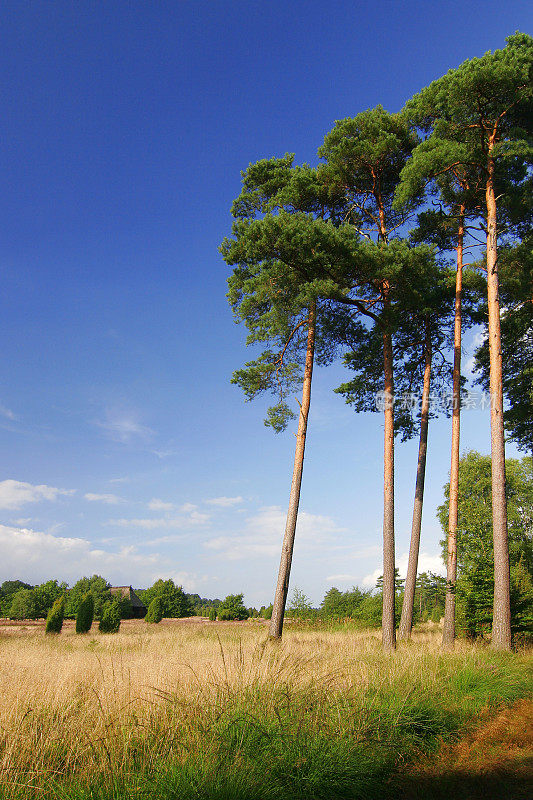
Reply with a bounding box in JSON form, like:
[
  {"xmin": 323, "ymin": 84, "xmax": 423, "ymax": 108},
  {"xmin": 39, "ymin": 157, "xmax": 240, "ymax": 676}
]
[{"xmin": 0, "ymin": 619, "xmax": 531, "ymax": 800}]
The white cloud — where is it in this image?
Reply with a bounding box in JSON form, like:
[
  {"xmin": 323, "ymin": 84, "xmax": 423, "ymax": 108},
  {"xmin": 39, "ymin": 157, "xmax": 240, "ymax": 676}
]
[
  {"xmin": 0, "ymin": 480, "xmax": 73, "ymax": 511},
  {"xmin": 464, "ymin": 329, "xmax": 487, "ymax": 378},
  {"xmin": 205, "ymin": 496, "xmax": 244, "ymax": 507},
  {"xmin": 180, "ymin": 503, "xmax": 197, "ymax": 513},
  {"xmin": 96, "ymin": 410, "xmax": 154, "ymax": 444},
  {"xmin": 108, "ymin": 509, "xmax": 210, "ymax": 530},
  {"xmin": 84, "ymin": 493, "xmax": 122, "ymax": 505},
  {"xmin": 0, "ymin": 523, "xmax": 199, "ymax": 590},
  {"xmin": 397, "ymin": 551, "xmax": 445, "ymax": 578},
  {"xmin": 362, "ymin": 551, "xmax": 445, "ymax": 589},
  {"xmin": 362, "ymin": 568, "xmax": 382, "ymax": 588},
  {"xmin": 152, "ymin": 448, "xmax": 179, "ymax": 459},
  {"xmin": 326, "ymin": 574, "xmax": 359, "ymax": 583},
  {"xmin": 204, "ymin": 506, "xmax": 343, "ymax": 561},
  {"xmin": 0, "ymin": 403, "xmax": 16, "ymax": 420},
  {"xmin": 148, "ymin": 498, "xmax": 174, "ymax": 511}
]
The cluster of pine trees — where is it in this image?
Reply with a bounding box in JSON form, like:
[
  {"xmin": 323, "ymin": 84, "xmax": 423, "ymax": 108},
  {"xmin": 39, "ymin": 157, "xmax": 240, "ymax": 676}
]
[{"xmin": 221, "ymin": 34, "xmax": 533, "ymax": 650}]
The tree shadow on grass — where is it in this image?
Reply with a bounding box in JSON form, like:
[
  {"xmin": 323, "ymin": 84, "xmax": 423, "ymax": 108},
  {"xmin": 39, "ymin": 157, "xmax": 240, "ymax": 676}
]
[{"xmin": 394, "ymin": 755, "xmax": 533, "ymax": 799}]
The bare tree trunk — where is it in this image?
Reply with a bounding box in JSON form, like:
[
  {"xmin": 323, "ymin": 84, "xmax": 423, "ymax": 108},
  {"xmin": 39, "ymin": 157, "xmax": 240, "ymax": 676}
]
[
  {"xmin": 486, "ymin": 148, "xmax": 511, "ymax": 651},
  {"xmin": 442, "ymin": 208, "xmax": 464, "ymax": 649},
  {"xmin": 382, "ymin": 293, "xmax": 396, "ymax": 651},
  {"xmin": 398, "ymin": 316, "xmax": 432, "ymax": 640},
  {"xmin": 269, "ymin": 303, "xmax": 316, "ymax": 640}
]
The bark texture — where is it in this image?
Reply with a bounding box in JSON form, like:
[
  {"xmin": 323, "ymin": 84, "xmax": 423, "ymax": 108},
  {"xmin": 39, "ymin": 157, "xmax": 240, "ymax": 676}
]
[
  {"xmin": 398, "ymin": 317, "xmax": 432, "ymax": 640},
  {"xmin": 442, "ymin": 209, "xmax": 464, "ymax": 649},
  {"xmin": 485, "ymin": 149, "xmax": 511, "ymax": 651},
  {"xmin": 269, "ymin": 303, "xmax": 316, "ymax": 640},
  {"xmin": 381, "ymin": 296, "xmax": 396, "ymax": 651}
]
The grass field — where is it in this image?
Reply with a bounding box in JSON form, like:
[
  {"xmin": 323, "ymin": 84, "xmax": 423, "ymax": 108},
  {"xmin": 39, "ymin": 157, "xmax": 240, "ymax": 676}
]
[{"xmin": 0, "ymin": 619, "xmax": 531, "ymax": 799}]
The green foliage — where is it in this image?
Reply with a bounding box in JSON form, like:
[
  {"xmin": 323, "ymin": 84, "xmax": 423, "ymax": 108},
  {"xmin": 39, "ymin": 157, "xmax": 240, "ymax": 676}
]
[
  {"xmin": 33, "ymin": 580, "xmax": 68, "ymax": 618},
  {"xmin": 438, "ymin": 451, "xmax": 533, "ymax": 640},
  {"xmin": 117, "ymin": 595, "xmax": 134, "ymax": 619},
  {"xmin": 45, "ymin": 596, "xmax": 65, "ymax": 634},
  {"xmin": 66, "ymin": 575, "xmax": 111, "ymax": 619},
  {"xmin": 287, "ymin": 587, "xmax": 314, "ymax": 619},
  {"xmin": 320, "ymin": 586, "xmax": 368, "ymax": 619},
  {"xmin": 474, "ymin": 238, "xmax": 533, "ymax": 456},
  {"xmin": 0, "ymin": 580, "xmax": 33, "ymax": 616},
  {"xmin": 98, "ymin": 600, "xmax": 121, "ymax": 633},
  {"xmin": 263, "ymin": 604, "xmax": 273, "ymax": 620},
  {"xmin": 75, "ymin": 593, "xmax": 94, "ymax": 634},
  {"xmin": 145, "ymin": 596, "xmax": 164, "ymax": 624},
  {"xmin": 140, "ymin": 579, "xmax": 193, "ymax": 618},
  {"xmin": 217, "ymin": 594, "xmax": 249, "ymax": 621},
  {"xmin": 8, "ymin": 589, "xmax": 38, "ymax": 620},
  {"xmin": 208, "ymin": 606, "xmax": 217, "ymax": 622}
]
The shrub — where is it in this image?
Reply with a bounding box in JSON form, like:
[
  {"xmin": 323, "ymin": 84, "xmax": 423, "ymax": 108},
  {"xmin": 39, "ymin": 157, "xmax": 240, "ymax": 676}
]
[
  {"xmin": 208, "ymin": 606, "xmax": 217, "ymax": 621},
  {"xmin": 141, "ymin": 579, "xmax": 193, "ymax": 617},
  {"xmin": 76, "ymin": 593, "xmax": 94, "ymax": 633},
  {"xmin": 45, "ymin": 596, "xmax": 65, "ymax": 634},
  {"xmin": 217, "ymin": 594, "xmax": 249, "ymax": 621},
  {"xmin": 98, "ymin": 600, "xmax": 121, "ymax": 633},
  {"xmin": 145, "ymin": 596, "xmax": 163, "ymax": 624},
  {"xmin": 263, "ymin": 604, "xmax": 273, "ymax": 620},
  {"xmin": 66, "ymin": 575, "xmax": 111, "ymax": 619},
  {"xmin": 9, "ymin": 589, "xmax": 38, "ymax": 620},
  {"xmin": 118, "ymin": 595, "xmax": 134, "ymax": 619}
]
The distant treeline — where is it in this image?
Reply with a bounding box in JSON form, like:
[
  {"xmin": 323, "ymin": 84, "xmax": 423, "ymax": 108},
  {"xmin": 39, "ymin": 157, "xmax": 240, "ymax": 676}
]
[{"xmin": 0, "ymin": 572, "xmax": 446, "ymax": 628}]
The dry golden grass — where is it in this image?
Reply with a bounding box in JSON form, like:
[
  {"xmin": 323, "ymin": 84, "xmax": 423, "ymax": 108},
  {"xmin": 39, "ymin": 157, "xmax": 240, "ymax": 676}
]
[{"xmin": 0, "ymin": 620, "xmax": 531, "ymax": 799}]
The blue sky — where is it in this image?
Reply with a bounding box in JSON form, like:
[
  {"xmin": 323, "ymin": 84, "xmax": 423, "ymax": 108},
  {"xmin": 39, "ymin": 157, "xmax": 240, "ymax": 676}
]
[{"xmin": 1, "ymin": 1, "xmax": 531, "ymax": 606}]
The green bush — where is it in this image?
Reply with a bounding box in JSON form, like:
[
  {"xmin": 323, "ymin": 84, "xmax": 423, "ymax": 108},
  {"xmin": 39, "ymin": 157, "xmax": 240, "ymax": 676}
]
[
  {"xmin": 76, "ymin": 592, "xmax": 94, "ymax": 633},
  {"xmin": 98, "ymin": 600, "xmax": 121, "ymax": 633},
  {"xmin": 9, "ymin": 588, "xmax": 38, "ymax": 620},
  {"xmin": 217, "ymin": 594, "xmax": 249, "ymax": 621},
  {"xmin": 45, "ymin": 596, "xmax": 65, "ymax": 634},
  {"xmin": 208, "ymin": 606, "xmax": 217, "ymax": 621},
  {"xmin": 263, "ymin": 604, "xmax": 273, "ymax": 620},
  {"xmin": 145, "ymin": 596, "xmax": 163, "ymax": 624}
]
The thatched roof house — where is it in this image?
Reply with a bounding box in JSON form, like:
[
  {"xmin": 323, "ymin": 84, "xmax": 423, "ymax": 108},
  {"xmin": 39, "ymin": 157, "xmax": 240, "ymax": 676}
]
[{"xmin": 110, "ymin": 586, "xmax": 147, "ymax": 618}]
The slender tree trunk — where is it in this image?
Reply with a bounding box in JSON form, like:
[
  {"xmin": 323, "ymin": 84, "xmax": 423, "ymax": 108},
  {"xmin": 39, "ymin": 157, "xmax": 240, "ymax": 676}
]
[
  {"xmin": 398, "ymin": 316, "xmax": 432, "ymax": 640},
  {"xmin": 382, "ymin": 290, "xmax": 396, "ymax": 651},
  {"xmin": 269, "ymin": 303, "xmax": 316, "ymax": 640},
  {"xmin": 486, "ymin": 147, "xmax": 511, "ymax": 651},
  {"xmin": 442, "ymin": 207, "xmax": 464, "ymax": 649}
]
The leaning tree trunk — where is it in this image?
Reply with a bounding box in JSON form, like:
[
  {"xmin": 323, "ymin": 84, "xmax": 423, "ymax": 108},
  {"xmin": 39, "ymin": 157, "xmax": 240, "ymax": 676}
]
[
  {"xmin": 486, "ymin": 145, "xmax": 511, "ymax": 651},
  {"xmin": 382, "ymin": 292, "xmax": 396, "ymax": 651},
  {"xmin": 398, "ymin": 316, "xmax": 432, "ymax": 640},
  {"xmin": 442, "ymin": 207, "xmax": 464, "ymax": 649},
  {"xmin": 269, "ymin": 302, "xmax": 316, "ymax": 640}
]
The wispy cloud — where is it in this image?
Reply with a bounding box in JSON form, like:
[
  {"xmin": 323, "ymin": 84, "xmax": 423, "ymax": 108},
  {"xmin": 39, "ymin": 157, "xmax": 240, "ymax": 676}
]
[
  {"xmin": 0, "ymin": 403, "xmax": 16, "ymax": 421},
  {"xmin": 0, "ymin": 480, "xmax": 74, "ymax": 511},
  {"xmin": 148, "ymin": 498, "xmax": 174, "ymax": 511},
  {"xmin": 108, "ymin": 509, "xmax": 211, "ymax": 530},
  {"xmin": 84, "ymin": 493, "xmax": 123, "ymax": 505},
  {"xmin": 96, "ymin": 409, "xmax": 154, "ymax": 444},
  {"xmin": 152, "ymin": 448, "xmax": 179, "ymax": 459},
  {"xmin": 205, "ymin": 496, "xmax": 244, "ymax": 507},
  {"xmin": 204, "ymin": 506, "xmax": 343, "ymax": 561}
]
